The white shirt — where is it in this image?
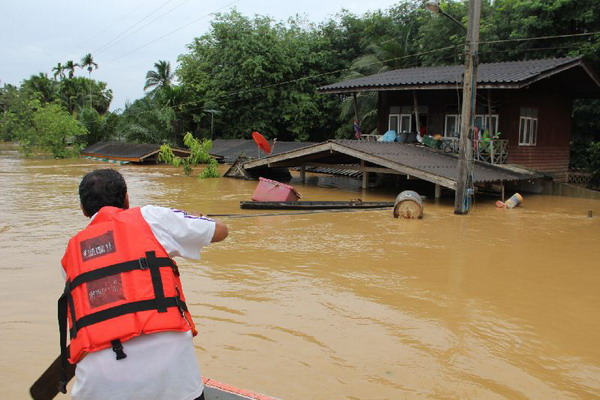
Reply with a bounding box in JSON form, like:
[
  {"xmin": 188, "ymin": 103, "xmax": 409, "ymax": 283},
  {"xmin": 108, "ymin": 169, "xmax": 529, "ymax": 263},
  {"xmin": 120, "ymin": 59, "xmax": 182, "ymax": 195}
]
[{"xmin": 71, "ymin": 205, "xmax": 216, "ymax": 400}]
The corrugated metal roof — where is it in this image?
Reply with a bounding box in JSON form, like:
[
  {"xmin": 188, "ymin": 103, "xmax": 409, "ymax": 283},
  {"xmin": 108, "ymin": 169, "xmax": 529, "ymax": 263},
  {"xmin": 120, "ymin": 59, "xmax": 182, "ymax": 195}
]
[
  {"xmin": 318, "ymin": 57, "xmax": 586, "ymax": 92},
  {"xmin": 243, "ymin": 139, "xmax": 543, "ymax": 187},
  {"xmin": 81, "ymin": 142, "xmax": 189, "ymax": 162},
  {"xmin": 210, "ymin": 139, "xmax": 316, "ymax": 163},
  {"xmin": 332, "ymin": 140, "xmax": 540, "ymax": 184}
]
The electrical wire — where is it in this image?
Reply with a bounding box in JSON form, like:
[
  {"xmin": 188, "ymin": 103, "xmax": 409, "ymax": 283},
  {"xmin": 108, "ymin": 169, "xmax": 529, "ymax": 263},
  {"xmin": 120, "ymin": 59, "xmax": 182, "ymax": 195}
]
[
  {"xmin": 115, "ymin": 30, "xmax": 599, "ymax": 118},
  {"xmin": 103, "ymin": 0, "xmax": 240, "ymax": 67},
  {"xmin": 96, "ymin": 0, "xmax": 194, "ymax": 56},
  {"xmin": 95, "ymin": 0, "xmax": 175, "ymax": 55}
]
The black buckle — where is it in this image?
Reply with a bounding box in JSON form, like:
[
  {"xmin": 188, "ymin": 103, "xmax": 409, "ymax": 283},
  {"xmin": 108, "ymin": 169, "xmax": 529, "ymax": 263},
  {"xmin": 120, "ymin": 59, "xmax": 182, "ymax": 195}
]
[
  {"xmin": 111, "ymin": 339, "xmax": 127, "ymax": 360},
  {"xmin": 138, "ymin": 257, "xmax": 148, "ymax": 270}
]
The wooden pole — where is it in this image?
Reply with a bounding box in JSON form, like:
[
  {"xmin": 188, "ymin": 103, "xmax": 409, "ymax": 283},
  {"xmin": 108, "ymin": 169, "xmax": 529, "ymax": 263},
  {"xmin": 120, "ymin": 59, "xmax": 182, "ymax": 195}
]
[
  {"xmin": 353, "ymin": 93, "xmax": 360, "ymax": 123},
  {"xmin": 412, "ymin": 90, "xmax": 421, "ymax": 136},
  {"xmin": 361, "ymin": 160, "xmax": 368, "ymax": 189},
  {"xmin": 454, "ymin": 0, "xmax": 482, "ymax": 215}
]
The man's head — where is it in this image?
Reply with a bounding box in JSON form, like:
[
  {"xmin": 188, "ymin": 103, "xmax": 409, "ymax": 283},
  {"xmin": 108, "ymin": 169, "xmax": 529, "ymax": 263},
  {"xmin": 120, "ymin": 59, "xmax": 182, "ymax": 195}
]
[{"xmin": 79, "ymin": 169, "xmax": 129, "ymax": 217}]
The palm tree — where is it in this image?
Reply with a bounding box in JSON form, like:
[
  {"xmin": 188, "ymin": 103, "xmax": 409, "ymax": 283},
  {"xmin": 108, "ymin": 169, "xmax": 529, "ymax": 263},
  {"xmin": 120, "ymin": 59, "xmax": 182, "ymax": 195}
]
[
  {"xmin": 338, "ymin": 36, "xmax": 413, "ymax": 138},
  {"xmin": 52, "ymin": 63, "xmax": 65, "ymax": 80},
  {"xmin": 80, "ymin": 53, "xmax": 99, "ymax": 76},
  {"xmin": 64, "ymin": 60, "xmax": 79, "ymax": 79},
  {"xmin": 144, "ymin": 60, "xmax": 174, "ymax": 95},
  {"xmin": 80, "ymin": 53, "xmax": 98, "ymax": 107}
]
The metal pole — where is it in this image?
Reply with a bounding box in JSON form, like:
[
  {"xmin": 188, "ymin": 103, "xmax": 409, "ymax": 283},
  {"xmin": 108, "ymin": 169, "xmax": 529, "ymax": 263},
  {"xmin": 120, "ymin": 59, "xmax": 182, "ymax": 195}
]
[{"xmin": 454, "ymin": 0, "xmax": 482, "ymax": 215}]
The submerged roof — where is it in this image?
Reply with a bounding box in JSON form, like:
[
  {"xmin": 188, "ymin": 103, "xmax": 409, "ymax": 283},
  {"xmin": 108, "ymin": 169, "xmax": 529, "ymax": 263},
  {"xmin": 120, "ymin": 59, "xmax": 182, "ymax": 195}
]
[
  {"xmin": 243, "ymin": 140, "xmax": 542, "ymax": 189},
  {"xmin": 318, "ymin": 57, "xmax": 600, "ymax": 96},
  {"xmin": 81, "ymin": 142, "xmax": 190, "ymax": 163},
  {"xmin": 210, "ymin": 139, "xmax": 316, "ymax": 163}
]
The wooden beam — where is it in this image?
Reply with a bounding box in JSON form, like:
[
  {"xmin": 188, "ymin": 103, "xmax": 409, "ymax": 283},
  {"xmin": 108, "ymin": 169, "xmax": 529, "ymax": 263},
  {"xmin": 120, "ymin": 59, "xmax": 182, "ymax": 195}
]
[{"xmin": 243, "ymin": 142, "xmax": 332, "ymax": 169}]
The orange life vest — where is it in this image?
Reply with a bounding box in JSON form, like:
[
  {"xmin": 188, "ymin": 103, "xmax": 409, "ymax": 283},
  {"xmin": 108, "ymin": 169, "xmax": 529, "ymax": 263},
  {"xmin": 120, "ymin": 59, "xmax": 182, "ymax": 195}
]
[{"xmin": 58, "ymin": 206, "xmax": 197, "ymax": 374}]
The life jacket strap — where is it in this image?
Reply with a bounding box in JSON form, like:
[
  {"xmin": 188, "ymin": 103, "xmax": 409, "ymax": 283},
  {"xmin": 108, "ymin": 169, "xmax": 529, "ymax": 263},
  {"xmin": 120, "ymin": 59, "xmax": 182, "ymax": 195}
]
[
  {"xmin": 111, "ymin": 339, "xmax": 127, "ymax": 360},
  {"xmin": 57, "ymin": 284, "xmax": 70, "ymax": 394},
  {"xmin": 70, "ymin": 252, "xmax": 178, "ymax": 290},
  {"xmin": 68, "ymin": 296, "xmax": 189, "ymax": 338}
]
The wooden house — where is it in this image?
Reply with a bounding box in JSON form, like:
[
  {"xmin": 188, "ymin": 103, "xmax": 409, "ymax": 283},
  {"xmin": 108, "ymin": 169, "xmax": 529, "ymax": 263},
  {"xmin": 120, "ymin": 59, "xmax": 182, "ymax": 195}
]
[{"xmin": 318, "ymin": 57, "xmax": 600, "ymax": 180}]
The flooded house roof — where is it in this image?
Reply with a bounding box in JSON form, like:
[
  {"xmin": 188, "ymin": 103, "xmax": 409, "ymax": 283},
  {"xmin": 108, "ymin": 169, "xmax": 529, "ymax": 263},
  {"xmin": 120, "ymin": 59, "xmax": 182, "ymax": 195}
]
[
  {"xmin": 318, "ymin": 57, "xmax": 600, "ymax": 97},
  {"xmin": 81, "ymin": 142, "xmax": 190, "ymax": 163},
  {"xmin": 242, "ymin": 140, "xmax": 543, "ymax": 189},
  {"xmin": 210, "ymin": 139, "xmax": 316, "ymax": 163}
]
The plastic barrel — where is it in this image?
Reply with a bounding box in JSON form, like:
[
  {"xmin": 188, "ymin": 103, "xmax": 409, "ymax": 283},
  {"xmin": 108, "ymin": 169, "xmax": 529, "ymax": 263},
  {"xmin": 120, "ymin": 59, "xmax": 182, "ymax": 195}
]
[
  {"xmin": 504, "ymin": 193, "xmax": 523, "ymax": 209},
  {"xmin": 393, "ymin": 190, "xmax": 423, "ymax": 219}
]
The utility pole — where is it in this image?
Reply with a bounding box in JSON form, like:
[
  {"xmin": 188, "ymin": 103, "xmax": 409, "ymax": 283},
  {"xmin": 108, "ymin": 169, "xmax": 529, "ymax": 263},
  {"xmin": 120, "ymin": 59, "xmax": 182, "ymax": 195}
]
[{"xmin": 454, "ymin": 0, "xmax": 482, "ymax": 214}]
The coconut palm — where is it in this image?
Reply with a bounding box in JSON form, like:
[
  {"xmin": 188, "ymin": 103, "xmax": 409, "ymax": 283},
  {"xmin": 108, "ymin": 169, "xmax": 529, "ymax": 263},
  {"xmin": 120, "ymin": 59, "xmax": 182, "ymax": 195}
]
[
  {"xmin": 338, "ymin": 36, "xmax": 413, "ymax": 138},
  {"xmin": 64, "ymin": 60, "xmax": 79, "ymax": 79},
  {"xmin": 52, "ymin": 63, "xmax": 65, "ymax": 80},
  {"xmin": 80, "ymin": 53, "xmax": 98, "ymax": 107},
  {"xmin": 144, "ymin": 60, "xmax": 174, "ymax": 95}
]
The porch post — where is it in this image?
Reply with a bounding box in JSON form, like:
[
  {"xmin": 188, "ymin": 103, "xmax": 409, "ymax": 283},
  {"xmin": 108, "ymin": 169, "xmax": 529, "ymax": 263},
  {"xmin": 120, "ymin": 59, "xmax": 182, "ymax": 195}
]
[
  {"xmin": 488, "ymin": 89, "xmax": 495, "ymax": 164},
  {"xmin": 361, "ymin": 160, "xmax": 368, "ymax": 189},
  {"xmin": 412, "ymin": 90, "xmax": 421, "ymax": 136},
  {"xmin": 300, "ymin": 164, "xmax": 306, "ymax": 183},
  {"xmin": 435, "ymin": 184, "xmax": 441, "ymax": 199},
  {"xmin": 353, "ymin": 93, "xmax": 360, "ymax": 123}
]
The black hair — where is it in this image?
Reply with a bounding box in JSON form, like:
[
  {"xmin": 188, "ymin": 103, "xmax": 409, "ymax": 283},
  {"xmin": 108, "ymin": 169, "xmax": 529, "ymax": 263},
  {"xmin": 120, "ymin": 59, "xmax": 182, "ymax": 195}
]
[{"xmin": 79, "ymin": 169, "xmax": 128, "ymax": 216}]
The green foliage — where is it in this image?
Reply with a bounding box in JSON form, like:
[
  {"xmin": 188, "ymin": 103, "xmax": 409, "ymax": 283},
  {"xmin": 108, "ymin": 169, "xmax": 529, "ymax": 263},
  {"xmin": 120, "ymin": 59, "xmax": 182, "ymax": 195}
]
[
  {"xmin": 78, "ymin": 107, "xmax": 118, "ymax": 145},
  {"xmin": 158, "ymin": 132, "xmax": 219, "ymax": 178},
  {"xmin": 145, "ymin": 60, "xmax": 174, "ymax": 95},
  {"xmin": 17, "ymin": 102, "xmax": 87, "ymax": 158},
  {"xmin": 177, "ymin": 11, "xmax": 346, "ymax": 142},
  {"xmin": 587, "ymin": 142, "xmax": 600, "ymax": 189}
]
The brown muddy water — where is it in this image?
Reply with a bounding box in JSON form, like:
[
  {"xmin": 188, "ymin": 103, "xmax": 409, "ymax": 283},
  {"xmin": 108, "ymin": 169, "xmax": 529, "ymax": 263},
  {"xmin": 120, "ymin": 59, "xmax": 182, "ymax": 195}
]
[{"xmin": 1, "ymin": 143, "xmax": 600, "ymax": 400}]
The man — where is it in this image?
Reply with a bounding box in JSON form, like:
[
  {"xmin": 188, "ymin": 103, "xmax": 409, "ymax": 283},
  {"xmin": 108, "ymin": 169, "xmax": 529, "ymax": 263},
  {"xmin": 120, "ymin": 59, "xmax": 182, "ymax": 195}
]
[{"xmin": 58, "ymin": 168, "xmax": 228, "ymax": 400}]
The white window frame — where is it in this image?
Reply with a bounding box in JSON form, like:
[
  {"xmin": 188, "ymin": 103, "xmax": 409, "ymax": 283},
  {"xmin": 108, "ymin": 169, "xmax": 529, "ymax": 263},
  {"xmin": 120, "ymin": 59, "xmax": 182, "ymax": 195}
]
[
  {"xmin": 389, "ymin": 113, "xmax": 412, "ymax": 134},
  {"xmin": 444, "ymin": 114, "xmax": 499, "ymax": 137},
  {"xmin": 519, "ymin": 114, "xmax": 538, "ymax": 146}
]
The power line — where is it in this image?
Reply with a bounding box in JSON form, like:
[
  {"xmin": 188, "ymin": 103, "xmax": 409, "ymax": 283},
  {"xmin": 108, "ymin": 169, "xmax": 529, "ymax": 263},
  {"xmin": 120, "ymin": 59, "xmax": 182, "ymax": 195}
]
[
  {"xmin": 480, "ymin": 31, "xmax": 600, "ymax": 46},
  {"xmin": 96, "ymin": 0, "xmax": 194, "ymax": 56},
  {"xmin": 115, "ymin": 31, "xmax": 599, "ymax": 117},
  {"xmin": 104, "ymin": 0, "xmax": 240, "ymax": 67},
  {"xmin": 85, "ymin": 0, "xmax": 154, "ymax": 45},
  {"xmin": 95, "ymin": 0, "xmax": 175, "ymax": 55}
]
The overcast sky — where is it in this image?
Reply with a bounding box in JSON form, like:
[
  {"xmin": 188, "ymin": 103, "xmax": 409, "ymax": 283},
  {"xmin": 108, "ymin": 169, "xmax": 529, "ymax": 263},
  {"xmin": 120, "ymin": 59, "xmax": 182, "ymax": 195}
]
[{"xmin": 1, "ymin": 0, "xmax": 401, "ymax": 111}]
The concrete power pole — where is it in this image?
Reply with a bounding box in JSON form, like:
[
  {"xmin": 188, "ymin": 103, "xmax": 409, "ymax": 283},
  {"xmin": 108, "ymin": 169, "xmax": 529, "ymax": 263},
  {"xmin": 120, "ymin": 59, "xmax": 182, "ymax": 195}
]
[{"xmin": 454, "ymin": 0, "xmax": 482, "ymax": 214}]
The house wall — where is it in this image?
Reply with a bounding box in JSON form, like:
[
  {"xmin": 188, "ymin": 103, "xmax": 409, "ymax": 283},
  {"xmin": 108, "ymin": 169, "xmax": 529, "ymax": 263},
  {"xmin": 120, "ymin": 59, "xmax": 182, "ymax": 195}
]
[
  {"xmin": 378, "ymin": 86, "xmax": 573, "ymax": 174},
  {"xmin": 495, "ymin": 88, "xmax": 572, "ymax": 173}
]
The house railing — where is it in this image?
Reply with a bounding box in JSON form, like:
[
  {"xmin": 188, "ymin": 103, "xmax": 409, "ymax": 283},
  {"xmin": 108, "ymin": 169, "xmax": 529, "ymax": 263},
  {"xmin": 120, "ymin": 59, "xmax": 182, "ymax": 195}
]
[{"xmin": 441, "ymin": 138, "xmax": 509, "ymax": 164}]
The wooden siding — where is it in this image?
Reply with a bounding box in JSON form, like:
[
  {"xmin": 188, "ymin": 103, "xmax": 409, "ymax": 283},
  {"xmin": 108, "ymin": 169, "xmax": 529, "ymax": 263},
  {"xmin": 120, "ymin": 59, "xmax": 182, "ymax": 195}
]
[
  {"xmin": 378, "ymin": 83, "xmax": 574, "ymax": 174},
  {"xmin": 507, "ymin": 146, "xmax": 570, "ymax": 172}
]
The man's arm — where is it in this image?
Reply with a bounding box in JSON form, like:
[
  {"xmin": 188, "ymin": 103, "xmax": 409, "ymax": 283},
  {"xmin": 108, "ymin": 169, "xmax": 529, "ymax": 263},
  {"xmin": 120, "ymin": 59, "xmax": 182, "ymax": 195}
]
[{"xmin": 211, "ymin": 219, "xmax": 228, "ymax": 242}]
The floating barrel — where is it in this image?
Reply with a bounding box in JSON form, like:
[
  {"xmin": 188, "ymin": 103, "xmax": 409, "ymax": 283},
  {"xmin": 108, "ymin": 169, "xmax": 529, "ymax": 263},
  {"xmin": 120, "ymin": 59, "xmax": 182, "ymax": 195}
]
[
  {"xmin": 393, "ymin": 190, "xmax": 423, "ymax": 219},
  {"xmin": 504, "ymin": 193, "xmax": 523, "ymax": 209}
]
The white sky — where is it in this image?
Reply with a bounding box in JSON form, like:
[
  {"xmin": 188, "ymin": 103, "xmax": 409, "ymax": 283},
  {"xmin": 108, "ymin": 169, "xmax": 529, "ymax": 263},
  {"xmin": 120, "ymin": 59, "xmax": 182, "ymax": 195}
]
[{"xmin": 1, "ymin": 0, "xmax": 400, "ymax": 111}]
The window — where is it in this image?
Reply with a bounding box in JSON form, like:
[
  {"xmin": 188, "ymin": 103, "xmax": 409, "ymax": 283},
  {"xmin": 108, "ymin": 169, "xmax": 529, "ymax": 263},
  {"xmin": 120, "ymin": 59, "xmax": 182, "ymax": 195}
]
[
  {"xmin": 445, "ymin": 115, "xmax": 460, "ymax": 137},
  {"xmin": 444, "ymin": 114, "xmax": 498, "ymax": 137},
  {"xmin": 519, "ymin": 108, "xmax": 538, "ymax": 146},
  {"xmin": 389, "ymin": 114, "xmax": 412, "ymax": 133}
]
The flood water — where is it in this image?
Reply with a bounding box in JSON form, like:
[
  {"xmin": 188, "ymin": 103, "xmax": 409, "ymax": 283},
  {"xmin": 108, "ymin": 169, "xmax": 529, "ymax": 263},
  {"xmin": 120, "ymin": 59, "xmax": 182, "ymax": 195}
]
[{"xmin": 1, "ymin": 143, "xmax": 600, "ymax": 400}]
